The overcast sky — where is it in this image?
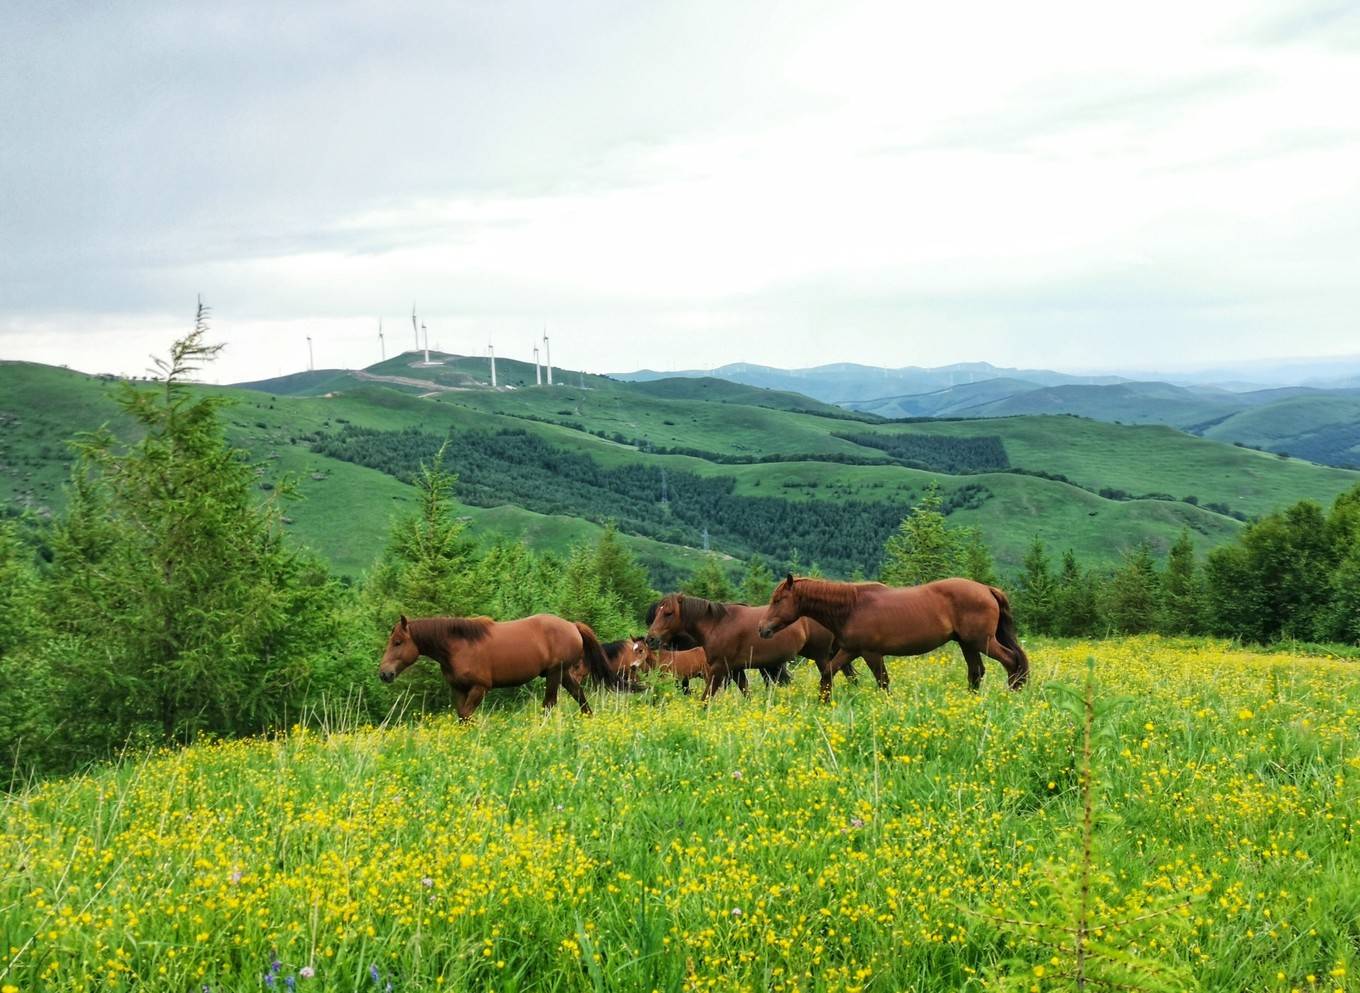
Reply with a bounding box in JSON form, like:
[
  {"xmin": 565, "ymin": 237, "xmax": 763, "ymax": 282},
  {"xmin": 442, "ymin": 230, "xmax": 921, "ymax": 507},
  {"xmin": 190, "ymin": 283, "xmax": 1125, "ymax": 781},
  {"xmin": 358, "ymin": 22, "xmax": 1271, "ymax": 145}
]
[{"xmin": 2, "ymin": 0, "xmax": 1358, "ymax": 382}]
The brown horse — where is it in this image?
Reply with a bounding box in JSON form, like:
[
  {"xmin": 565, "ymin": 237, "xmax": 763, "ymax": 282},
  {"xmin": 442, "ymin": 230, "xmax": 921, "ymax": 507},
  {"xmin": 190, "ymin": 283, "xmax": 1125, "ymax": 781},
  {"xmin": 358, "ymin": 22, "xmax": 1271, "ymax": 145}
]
[
  {"xmin": 640, "ymin": 645, "xmax": 710, "ymax": 693},
  {"xmin": 645, "ymin": 593, "xmax": 845, "ymax": 700},
  {"xmin": 570, "ymin": 636, "xmax": 650, "ymax": 687},
  {"xmin": 378, "ymin": 613, "xmax": 618, "ymax": 719},
  {"xmin": 758, "ymin": 575, "xmax": 1029, "ymax": 700}
]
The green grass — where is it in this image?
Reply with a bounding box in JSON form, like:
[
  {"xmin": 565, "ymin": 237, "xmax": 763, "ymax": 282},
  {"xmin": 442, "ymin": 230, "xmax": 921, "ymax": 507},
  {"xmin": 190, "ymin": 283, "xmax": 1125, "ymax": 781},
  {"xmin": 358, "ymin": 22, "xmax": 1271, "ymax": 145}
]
[{"xmin": 3, "ymin": 637, "xmax": 1356, "ymax": 992}]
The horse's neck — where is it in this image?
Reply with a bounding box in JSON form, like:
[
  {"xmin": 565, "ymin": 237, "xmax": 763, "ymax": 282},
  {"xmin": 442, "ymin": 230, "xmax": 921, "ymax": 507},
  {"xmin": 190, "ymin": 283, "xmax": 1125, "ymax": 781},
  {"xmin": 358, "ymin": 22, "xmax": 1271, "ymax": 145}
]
[
  {"xmin": 411, "ymin": 622, "xmax": 454, "ymax": 666},
  {"xmin": 796, "ymin": 585, "xmax": 854, "ymax": 633},
  {"xmin": 683, "ymin": 605, "xmax": 723, "ymax": 643}
]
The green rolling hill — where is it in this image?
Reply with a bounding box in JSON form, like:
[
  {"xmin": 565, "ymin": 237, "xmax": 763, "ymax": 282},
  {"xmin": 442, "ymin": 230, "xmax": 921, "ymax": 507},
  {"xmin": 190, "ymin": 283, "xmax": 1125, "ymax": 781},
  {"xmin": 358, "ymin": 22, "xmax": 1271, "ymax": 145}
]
[{"xmin": 3, "ymin": 354, "xmax": 1357, "ymax": 585}]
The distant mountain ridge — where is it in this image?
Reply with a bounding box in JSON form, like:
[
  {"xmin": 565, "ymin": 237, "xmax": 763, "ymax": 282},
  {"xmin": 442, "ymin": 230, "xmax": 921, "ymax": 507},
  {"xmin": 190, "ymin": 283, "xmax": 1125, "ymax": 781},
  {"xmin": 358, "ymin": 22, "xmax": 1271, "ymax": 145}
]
[{"xmin": 612, "ymin": 360, "xmax": 1360, "ymax": 468}]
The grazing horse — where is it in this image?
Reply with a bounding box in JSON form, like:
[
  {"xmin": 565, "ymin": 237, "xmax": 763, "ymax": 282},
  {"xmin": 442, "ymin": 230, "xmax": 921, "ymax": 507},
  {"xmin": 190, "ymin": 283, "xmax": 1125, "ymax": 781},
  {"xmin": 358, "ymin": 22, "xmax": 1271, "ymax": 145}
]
[
  {"xmin": 645, "ymin": 594, "xmax": 843, "ymax": 700},
  {"xmin": 640, "ymin": 645, "xmax": 710, "ymax": 693},
  {"xmin": 378, "ymin": 613, "xmax": 618, "ymax": 719},
  {"xmin": 758, "ymin": 575, "xmax": 1029, "ymax": 701},
  {"xmin": 570, "ymin": 636, "xmax": 650, "ymax": 688}
]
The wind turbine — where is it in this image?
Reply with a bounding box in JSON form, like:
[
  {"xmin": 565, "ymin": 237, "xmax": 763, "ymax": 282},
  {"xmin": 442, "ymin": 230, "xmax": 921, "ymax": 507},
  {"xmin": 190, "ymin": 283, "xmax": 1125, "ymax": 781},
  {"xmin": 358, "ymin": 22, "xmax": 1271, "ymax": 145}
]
[
  {"xmin": 488, "ymin": 341, "xmax": 497, "ymax": 388},
  {"xmin": 533, "ymin": 342, "xmax": 541, "ymax": 385},
  {"xmin": 378, "ymin": 319, "xmax": 385, "ymax": 361},
  {"xmin": 421, "ymin": 322, "xmax": 429, "ymax": 365},
  {"xmin": 543, "ymin": 330, "xmax": 553, "ymax": 385},
  {"xmin": 411, "ymin": 303, "xmax": 419, "ymax": 351},
  {"xmin": 306, "ymin": 336, "xmax": 314, "ymax": 372}
]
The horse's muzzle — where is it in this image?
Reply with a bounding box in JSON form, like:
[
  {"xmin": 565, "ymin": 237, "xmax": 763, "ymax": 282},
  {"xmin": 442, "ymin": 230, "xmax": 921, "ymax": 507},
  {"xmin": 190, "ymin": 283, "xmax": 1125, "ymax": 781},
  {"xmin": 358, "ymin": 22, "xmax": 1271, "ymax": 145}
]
[
  {"xmin": 379, "ymin": 670, "xmax": 395, "ymax": 684},
  {"xmin": 758, "ymin": 626, "xmax": 776, "ymax": 639},
  {"xmin": 645, "ymin": 636, "xmax": 662, "ymax": 650}
]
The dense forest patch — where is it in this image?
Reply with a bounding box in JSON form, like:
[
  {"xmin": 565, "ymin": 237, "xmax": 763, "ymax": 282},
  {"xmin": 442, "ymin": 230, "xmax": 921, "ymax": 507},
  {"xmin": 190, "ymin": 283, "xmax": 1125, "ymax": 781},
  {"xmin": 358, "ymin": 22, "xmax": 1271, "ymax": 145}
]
[{"xmin": 312, "ymin": 426, "xmax": 992, "ymax": 574}]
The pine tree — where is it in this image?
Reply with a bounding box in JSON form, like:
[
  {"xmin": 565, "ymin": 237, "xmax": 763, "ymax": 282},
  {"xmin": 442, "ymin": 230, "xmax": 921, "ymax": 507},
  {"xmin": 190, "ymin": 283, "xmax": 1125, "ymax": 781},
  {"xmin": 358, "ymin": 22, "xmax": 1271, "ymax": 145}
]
[
  {"xmin": 591, "ymin": 523, "xmax": 657, "ymax": 621},
  {"xmin": 881, "ymin": 482, "xmax": 961, "ymax": 586},
  {"xmin": 1160, "ymin": 530, "xmax": 1204, "ymax": 634},
  {"xmin": 739, "ymin": 556, "xmax": 776, "ymax": 605},
  {"xmin": 45, "ymin": 304, "xmax": 338, "ymax": 747},
  {"xmin": 683, "ymin": 552, "xmax": 736, "ymax": 601},
  {"xmin": 1016, "ymin": 537, "xmax": 1057, "ymax": 635},
  {"xmin": 0, "ymin": 520, "xmax": 54, "ymax": 773},
  {"xmin": 363, "ymin": 442, "xmax": 477, "ymax": 650},
  {"xmin": 1105, "ymin": 542, "xmax": 1163, "ymax": 634},
  {"xmin": 1053, "ymin": 548, "xmax": 1100, "ymax": 637},
  {"xmin": 555, "ymin": 543, "xmax": 631, "ymax": 638},
  {"xmin": 959, "ymin": 527, "xmax": 998, "ymax": 586}
]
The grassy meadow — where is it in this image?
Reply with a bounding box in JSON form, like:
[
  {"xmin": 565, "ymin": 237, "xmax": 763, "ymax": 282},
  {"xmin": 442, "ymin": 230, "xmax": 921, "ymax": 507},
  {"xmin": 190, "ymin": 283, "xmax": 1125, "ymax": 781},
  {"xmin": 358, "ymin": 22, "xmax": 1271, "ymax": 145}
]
[{"xmin": 3, "ymin": 638, "xmax": 1357, "ymax": 993}]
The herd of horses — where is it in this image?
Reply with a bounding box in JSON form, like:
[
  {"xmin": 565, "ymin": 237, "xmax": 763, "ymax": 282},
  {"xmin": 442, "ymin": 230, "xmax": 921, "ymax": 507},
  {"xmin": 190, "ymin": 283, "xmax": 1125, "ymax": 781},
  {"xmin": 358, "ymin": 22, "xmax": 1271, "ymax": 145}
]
[{"xmin": 377, "ymin": 575, "xmax": 1031, "ymax": 720}]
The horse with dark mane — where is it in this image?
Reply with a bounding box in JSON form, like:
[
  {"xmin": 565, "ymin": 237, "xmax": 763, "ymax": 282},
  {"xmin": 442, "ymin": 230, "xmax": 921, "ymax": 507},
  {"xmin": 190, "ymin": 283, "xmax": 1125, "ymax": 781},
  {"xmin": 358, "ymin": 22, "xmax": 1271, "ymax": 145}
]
[
  {"xmin": 646, "ymin": 594, "xmax": 843, "ymax": 699},
  {"xmin": 758, "ymin": 575, "xmax": 1029, "ymax": 700},
  {"xmin": 378, "ymin": 613, "xmax": 619, "ymax": 719}
]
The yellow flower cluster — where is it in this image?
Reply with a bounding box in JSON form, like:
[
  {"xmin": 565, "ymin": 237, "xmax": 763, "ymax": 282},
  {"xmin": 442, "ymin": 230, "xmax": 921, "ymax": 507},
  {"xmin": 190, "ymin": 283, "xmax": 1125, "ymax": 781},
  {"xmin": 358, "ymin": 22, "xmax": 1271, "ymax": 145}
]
[{"xmin": 1, "ymin": 637, "xmax": 1356, "ymax": 992}]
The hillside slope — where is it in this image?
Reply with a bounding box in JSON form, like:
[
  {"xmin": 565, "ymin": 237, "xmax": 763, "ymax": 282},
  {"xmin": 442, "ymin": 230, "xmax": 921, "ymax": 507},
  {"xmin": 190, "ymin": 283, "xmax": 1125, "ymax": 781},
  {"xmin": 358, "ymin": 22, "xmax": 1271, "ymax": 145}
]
[{"xmin": 4, "ymin": 355, "xmax": 1357, "ymax": 581}]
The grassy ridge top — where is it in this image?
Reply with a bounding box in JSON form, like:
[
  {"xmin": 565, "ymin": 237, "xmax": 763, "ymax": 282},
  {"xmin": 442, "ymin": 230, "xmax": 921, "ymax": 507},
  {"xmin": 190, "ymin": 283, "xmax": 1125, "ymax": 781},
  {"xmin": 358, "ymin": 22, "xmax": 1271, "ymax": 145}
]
[
  {"xmin": 3, "ymin": 638, "xmax": 1357, "ymax": 991},
  {"xmin": 3, "ymin": 356, "xmax": 1358, "ymax": 578}
]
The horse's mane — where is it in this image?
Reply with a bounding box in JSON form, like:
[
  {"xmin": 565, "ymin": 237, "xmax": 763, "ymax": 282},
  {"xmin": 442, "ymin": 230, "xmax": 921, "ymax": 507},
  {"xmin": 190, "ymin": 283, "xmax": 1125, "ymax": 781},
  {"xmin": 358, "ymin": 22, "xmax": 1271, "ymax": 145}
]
[
  {"xmin": 411, "ymin": 615, "xmax": 493, "ymax": 645},
  {"xmin": 792, "ymin": 579, "xmax": 870, "ymax": 628},
  {"xmin": 678, "ymin": 595, "xmax": 729, "ymax": 628}
]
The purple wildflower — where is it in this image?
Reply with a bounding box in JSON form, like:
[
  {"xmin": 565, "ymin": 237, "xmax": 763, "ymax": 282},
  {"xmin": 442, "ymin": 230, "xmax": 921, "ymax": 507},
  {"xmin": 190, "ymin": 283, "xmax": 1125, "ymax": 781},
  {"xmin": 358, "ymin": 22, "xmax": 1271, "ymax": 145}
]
[
  {"xmin": 369, "ymin": 964, "xmax": 381, "ymax": 984},
  {"xmin": 286, "ymin": 976, "xmax": 296, "ymax": 991},
  {"xmin": 265, "ymin": 974, "xmax": 276, "ymax": 988}
]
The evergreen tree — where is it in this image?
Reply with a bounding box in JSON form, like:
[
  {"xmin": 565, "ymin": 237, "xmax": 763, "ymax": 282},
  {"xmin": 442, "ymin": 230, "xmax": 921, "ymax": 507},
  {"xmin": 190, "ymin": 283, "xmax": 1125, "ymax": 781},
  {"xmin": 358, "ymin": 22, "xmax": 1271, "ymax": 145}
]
[
  {"xmin": 881, "ymin": 482, "xmax": 960, "ymax": 586},
  {"xmin": 739, "ymin": 556, "xmax": 776, "ymax": 605},
  {"xmin": 1015, "ymin": 537, "xmax": 1057, "ymax": 635},
  {"xmin": 684, "ymin": 552, "xmax": 736, "ymax": 601},
  {"xmin": 959, "ymin": 527, "xmax": 998, "ymax": 586},
  {"xmin": 0, "ymin": 520, "xmax": 54, "ymax": 774},
  {"xmin": 1104, "ymin": 543, "xmax": 1163, "ymax": 634},
  {"xmin": 554, "ymin": 543, "xmax": 631, "ymax": 638},
  {"xmin": 591, "ymin": 523, "xmax": 656, "ymax": 621},
  {"xmin": 1053, "ymin": 549, "xmax": 1100, "ymax": 637},
  {"xmin": 44, "ymin": 307, "xmax": 339, "ymax": 748},
  {"xmin": 366, "ymin": 443, "xmax": 476, "ymax": 621},
  {"xmin": 1206, "ymin": 500, "xmax": 1332, "ymax": 642},
  {"xmin": 1160, "ymin": 530, "xmax": 1204, "ymax": 634}
]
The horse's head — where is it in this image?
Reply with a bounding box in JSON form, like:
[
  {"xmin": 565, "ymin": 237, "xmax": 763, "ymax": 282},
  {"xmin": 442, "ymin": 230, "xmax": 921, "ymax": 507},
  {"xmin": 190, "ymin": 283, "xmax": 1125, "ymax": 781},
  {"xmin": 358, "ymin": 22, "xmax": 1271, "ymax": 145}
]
[
  {"xmin": 645, "ymin": 594, "xmax": 685, "ymax": 649},
  {"xmin": 625, "ymin": 637, "xmax": 654, "ymax": 671},
  {"xmin": 378, "ymin": 615, "xmax": 420, "ymax": 684},
  {"xmin": 758, "ymin": 574, "xmax": 800, "ymax": 639}
]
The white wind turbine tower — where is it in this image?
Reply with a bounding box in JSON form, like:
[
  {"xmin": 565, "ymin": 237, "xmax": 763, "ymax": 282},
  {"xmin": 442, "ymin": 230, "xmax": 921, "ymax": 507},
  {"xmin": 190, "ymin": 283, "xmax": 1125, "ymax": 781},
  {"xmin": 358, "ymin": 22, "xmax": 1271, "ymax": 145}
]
[
  {"xmin": 543, "ymin": 330, "xmax": 553, "ymax": 385},
  {"xmin": 421, "ymin": 322, "xmax": 430, "ymax": 364},
  {"xmin": 378, "ymin": 319, "xmax": 385, "ymax": 361},
  {"xmin": 533, "ymin": 342, "xmax": 541, "ymax": 385},
  {"xmin": 411, "ymin": 303, "xmax": 419, "ymax": 351},
  {"xmin": 487, "ymin": 340, "xmax": 497, "ymax": 388},
  {"xmin": 306, "ymin": 335, "xmax": 314, "ymax": 372}
]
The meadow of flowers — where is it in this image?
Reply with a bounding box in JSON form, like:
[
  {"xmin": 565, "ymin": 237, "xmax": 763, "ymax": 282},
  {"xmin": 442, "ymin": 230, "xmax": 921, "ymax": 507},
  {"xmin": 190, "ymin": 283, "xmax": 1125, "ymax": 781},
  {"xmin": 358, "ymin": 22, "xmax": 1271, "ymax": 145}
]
[{"xmin": 2, "ymin": 637, "xmax": 1357, "ymax": 993}]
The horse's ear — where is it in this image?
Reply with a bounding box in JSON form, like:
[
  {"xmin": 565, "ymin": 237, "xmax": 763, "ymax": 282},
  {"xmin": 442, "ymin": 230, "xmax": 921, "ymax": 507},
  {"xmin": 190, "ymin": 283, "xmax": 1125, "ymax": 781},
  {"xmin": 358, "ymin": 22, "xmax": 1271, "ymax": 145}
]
[
  {"xmin": 784, "ymin": 573, "xmax": 795, "ymax": 587},
  {"xmin": 399, "ymin": 614, "xmax": 409, "ymax": 629}
]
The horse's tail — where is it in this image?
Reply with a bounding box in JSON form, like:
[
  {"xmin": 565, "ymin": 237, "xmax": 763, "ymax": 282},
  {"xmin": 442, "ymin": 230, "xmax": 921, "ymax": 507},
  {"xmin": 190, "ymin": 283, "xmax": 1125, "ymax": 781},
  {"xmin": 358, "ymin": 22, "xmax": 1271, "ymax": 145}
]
[
  {"xmin": 990, "ymin": 586, "xmax": 1030, "ymax": 688},
  {"xmin": 575, "ymin": 622, "xmax": 623, "ymax": 689}
]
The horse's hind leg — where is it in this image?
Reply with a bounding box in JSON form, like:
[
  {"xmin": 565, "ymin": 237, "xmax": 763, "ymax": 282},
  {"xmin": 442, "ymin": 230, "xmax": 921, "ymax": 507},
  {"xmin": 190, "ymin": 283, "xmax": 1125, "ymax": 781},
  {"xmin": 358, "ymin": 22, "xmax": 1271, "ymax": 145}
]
[
  {"xmin": 962, "ymin": 644, "xmax": 986, "ymax": 692},
  {"xmin": 457, "ymin": 686, "xmax": 487, "ymax": 721},
  {"xmin": 733, "ymin": 668, "xmax": 751, "ymax": 696},
  {"xmin": 985, "ymin": 637, "xmax": 1028, "ymax": 690},
  {"xmin": 561, "ymin": 669, "xmax": 593, "ymax": 716},
  {"xmin": 839, "ymin": 659, "xmax": 860, "ymax": 683}
]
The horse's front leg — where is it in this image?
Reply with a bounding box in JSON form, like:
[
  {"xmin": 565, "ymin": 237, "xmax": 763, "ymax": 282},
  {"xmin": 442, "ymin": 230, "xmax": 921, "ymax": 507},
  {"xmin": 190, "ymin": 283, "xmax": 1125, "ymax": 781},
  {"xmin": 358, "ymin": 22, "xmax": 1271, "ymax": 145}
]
[
  {"xmin": 701, "ymin": 664, "xmax": 725, "ymax": 701},
  {"xmin": 457, "ymin": 685, "xmax": 487, "ymax": 721},
  {"xmin": 543, "ymin": 665, "xmax": 563, "ymax": 712},
  {"xmin": 818, "ymin": 648, "xmax": 856, "ymax": 703},
  {"xmin": 863, "ymin": 653, "xmax": 890, "ymax": 691}
]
